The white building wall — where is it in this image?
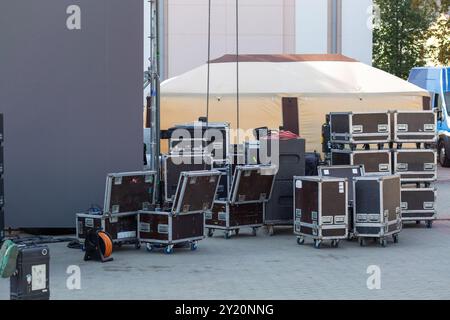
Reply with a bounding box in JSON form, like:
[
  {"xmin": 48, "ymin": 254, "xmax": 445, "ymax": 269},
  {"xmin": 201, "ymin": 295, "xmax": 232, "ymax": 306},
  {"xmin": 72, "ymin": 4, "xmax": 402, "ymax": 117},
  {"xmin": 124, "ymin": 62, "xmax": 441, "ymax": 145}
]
[
  {"xmin": 295, "ymin": 0, "xmax": 328, "ymax": 54},
  {"xmin": 341, "ymin": 0, "xmax": 373, "ymax": 65}
]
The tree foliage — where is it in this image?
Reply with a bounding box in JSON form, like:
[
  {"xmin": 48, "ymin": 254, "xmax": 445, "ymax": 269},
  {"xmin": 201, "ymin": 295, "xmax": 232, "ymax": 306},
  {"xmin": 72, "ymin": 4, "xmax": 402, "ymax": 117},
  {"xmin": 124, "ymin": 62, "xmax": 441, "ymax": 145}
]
[{"xmin": 373, "ymin": 0, "xmax": 438, "ymax": 79}]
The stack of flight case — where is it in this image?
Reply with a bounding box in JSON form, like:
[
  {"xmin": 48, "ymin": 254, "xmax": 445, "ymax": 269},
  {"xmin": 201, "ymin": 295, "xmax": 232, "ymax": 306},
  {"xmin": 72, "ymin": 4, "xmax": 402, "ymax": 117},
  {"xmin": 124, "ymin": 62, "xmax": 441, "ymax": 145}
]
[
  {"xmin": 391, "ymin": 111, "xmax": 437, "ymax": 228},
  {"xmin": 0, "ymin": 114, "xmax": 4, "ymax": 241},
  {"xmin": 329, "ymin": 110, "xmax": 438, "ymax": 229},
  {"xmin": 263, "ymin": 138, "xmax": 306, "ymax": 235}
]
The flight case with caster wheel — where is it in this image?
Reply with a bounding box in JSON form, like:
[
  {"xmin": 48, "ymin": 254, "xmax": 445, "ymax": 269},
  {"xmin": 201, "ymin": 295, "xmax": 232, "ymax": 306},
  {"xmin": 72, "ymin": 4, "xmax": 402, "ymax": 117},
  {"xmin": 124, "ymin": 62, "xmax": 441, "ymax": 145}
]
[
  {"xmin": 318, "ymin": 165, "xmax": 365, "ymax": 239},
  {"xmin": 138, "ymin": 170, "xmax": 221, "ymax": 253},
  {"xmin": 329, "ymin": 111, "xmax": 391, "ymax": 146},
  {"xmin": 76, "ymin": 171, "xmax": 157, "ymax": 249},
  {"xmin": 400, "ymin": 187, "xmax": 436, "ymax": 227},
  {"xmin": 353, "ymin": 175, "xmax": 402, "ymax": 247},
  {"xmin": 205, "ymin": 165, "xmax": 276, "ymax": 239},
  {"xmin": 293, "ymin": 176, "xmax": 349, "ymax": 249}
]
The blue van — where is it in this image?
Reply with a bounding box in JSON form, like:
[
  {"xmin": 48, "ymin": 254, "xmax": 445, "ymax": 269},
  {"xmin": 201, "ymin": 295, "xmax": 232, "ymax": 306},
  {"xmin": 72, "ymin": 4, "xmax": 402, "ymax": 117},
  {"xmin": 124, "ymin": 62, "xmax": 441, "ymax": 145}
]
[{"xmin": 408, "ymin": 67, "xmax": 450, "ymax": 166}]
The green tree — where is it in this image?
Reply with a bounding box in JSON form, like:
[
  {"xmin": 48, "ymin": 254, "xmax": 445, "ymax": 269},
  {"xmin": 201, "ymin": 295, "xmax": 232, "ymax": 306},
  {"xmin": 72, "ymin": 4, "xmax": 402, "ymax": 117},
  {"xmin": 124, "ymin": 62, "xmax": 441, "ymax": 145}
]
[
  {"xmin": 373, "ymin": 0, "xmax": 438, "ymax": 79},
  {"xmin": 426, "ymin": 12, "xmax": 450, "ymax": 65}
]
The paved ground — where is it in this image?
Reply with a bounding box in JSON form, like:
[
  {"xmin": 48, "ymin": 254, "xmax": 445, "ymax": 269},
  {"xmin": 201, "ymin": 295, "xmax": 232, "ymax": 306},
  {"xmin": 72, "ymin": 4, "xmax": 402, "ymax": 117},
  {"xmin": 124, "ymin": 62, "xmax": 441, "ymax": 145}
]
[{"xmin": 1, "ymin": 168, "xmax": 450, "ymax": 300}]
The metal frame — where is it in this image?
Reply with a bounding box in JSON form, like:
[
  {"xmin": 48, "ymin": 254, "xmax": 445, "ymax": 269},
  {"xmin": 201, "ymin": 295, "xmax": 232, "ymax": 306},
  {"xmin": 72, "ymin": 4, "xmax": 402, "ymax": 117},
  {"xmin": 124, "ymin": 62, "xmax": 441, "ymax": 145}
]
[
  {"xmin": 170, "ymin": 170, "xmax": 222, "ymax": 215},
  {"xmin": 229, "ymin": 165, "xmax": 276, "ymax": 205},
  {"xmin": 400, "ymin": 187, "xmax": 437, "ymax": 221},
  {"xmin": 393, "ymin": 149, "xmax": 437, "ymax": 182},
  {"xmin": 331, "ymin": 149, "xmax": 391, "ymax": 176},
  {"xmin": 330, "ymin": 111, "xmax": 391, "ymax": 145},
  {"xmin": 393, "ymin": 110, "xmax": 437, "ymax": 144},
  {"xmin": 353, "ymin": 175, "xmax": 402, "ymax": 239},
  {"xmin": 293, "ymin": 176, "xmax": 349, "ymax": 242},
  {"xmin": 103, "ymin": 171, "xmax": 157, "ymax": 214},
  {"xmin": 161, "ymin": 154, "xmax": 213, "ymax": 203}
]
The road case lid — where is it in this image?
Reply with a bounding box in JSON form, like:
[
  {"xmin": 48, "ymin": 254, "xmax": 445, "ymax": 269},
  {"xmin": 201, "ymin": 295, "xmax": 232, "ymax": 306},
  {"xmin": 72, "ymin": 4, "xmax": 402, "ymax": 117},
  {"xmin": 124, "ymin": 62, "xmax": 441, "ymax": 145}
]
[
  {"xmin": 229, "ymin": 165, "xmax": 277, "ymax": 204},
  {"xmin": 318, "ymin": 165, "xmax": 365, "ymax": 178},
  {"xmin": 104, "ymin": 171, "xmax": 157, "ymax": 214},
  {"xmin": 171, "ymin": 170, "xmax": 222, "ymax": 214}
]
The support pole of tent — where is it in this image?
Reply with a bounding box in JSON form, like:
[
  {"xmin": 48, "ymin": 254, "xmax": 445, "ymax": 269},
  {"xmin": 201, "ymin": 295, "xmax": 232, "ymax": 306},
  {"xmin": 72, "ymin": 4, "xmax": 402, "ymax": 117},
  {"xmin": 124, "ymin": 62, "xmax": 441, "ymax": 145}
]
[{"xmin": 144, "ymin": 0, "xmax": 161, "ymax": 203}]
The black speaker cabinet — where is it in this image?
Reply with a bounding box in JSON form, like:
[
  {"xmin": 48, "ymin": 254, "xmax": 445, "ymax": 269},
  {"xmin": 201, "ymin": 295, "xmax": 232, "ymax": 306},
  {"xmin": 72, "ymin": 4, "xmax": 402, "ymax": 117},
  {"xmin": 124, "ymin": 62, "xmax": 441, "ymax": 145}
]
[
  {"xmin": 353, "ymin": 175, "xmax": 401, "ymax": 246},
  {"xmin": 293, "ymin": 176, "xmax": 348, "ymax": 248},
  {"xmin": 330, "ymin": 112, "xmax": 390, "ymax": 145}
]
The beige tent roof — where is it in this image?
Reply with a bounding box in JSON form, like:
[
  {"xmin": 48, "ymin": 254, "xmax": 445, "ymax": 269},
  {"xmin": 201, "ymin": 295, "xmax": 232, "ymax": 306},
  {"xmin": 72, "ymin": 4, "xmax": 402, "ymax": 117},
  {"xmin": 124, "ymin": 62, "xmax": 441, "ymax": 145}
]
[
  {"xmin": 160, "ymin": 54, "xmax": 429, "ymax": 153},
  {"xmin": 162, "ymin": 54, "xmax": 428, "ymax": 97}
]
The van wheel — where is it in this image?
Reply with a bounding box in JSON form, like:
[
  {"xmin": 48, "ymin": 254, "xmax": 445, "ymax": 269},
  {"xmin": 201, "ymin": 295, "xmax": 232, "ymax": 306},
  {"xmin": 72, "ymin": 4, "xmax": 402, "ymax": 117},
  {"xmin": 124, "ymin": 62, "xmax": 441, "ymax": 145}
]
[{"xmin": 439, "ymin": 141, "xmax": 450, "ymax": 167}]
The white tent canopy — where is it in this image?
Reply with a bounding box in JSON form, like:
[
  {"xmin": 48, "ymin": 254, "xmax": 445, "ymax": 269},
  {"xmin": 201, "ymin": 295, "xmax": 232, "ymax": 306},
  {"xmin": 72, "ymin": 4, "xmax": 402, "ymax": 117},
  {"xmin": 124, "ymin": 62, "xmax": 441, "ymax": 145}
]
[{"xmin": 161, "ymin": 54, "xmax": 429, "ymax": 152}]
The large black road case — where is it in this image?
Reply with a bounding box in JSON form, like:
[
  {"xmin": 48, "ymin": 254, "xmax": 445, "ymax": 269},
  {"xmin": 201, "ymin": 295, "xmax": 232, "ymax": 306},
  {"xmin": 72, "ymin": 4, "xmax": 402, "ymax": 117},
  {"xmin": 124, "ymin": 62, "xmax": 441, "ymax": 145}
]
[
  {"xmin": 353, "ymin": 175, "xmax": 402, "ymax": 247},
  {"xmin": 162, "ymin": 154, "xmax": 212, "ymax": 202},
  {"xmin": 392, "ymin": 110, "xmax": 437, "ymax": 145},
  {"xmin": 10, "ymin": 245, "xmax": 50, "ymax": 300},
  {"xmin": 330, "ymin": 112, "xmax": 390, "ymax": 146},
  {"xmin": 206, "ymin": 165, "xmax": 276, "ymax": 238},
  {"xmin": 318, "ymin": 165, "xmax": 365, "ymax": 238},
  {"xmin": 139, "ymin": 170, "xmax": 221, "ymax": 253},
  {"xmin": 331, "ymin": 149, "xmax": 391, "ymax": 175},
  {"xmin": 76, "ymin": 171, "xmax": 157, "ymax": 248},
  {"xmin": 293, "ymin": 176, "xmax": 348, "ymax": 248},
  {"xmin": 393, "ymin": 149, "xmax": 437, "ymax": 182},
  {"xmin": 401, "ymin": 187, "xmax": 436, "ymax": 227}
]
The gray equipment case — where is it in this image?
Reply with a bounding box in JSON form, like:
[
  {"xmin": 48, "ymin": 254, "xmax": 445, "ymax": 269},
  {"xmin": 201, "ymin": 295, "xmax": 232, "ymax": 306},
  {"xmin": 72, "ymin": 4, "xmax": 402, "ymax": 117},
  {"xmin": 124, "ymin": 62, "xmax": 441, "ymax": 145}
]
[
  {"xmin": 393, "ymin": 149, "xmax": 437, "ymax": 182},
  {"xmin": 392, "ymin": 110, "xmax": 437, "ymax": 144},
  {"xmin": 139, "ymin": 170, "xmax": 221, "ymax": 254},
  {"xmin": 330, "ymin": 111, "xmax": 391, "ymax": 145},
  {"xmin": 331, "ymin": 149, "xmax": 391, "ymax": 175},
  {"xmin": 401, "ymin": 187, "xmax": 436, "ymax": 227},
  {"xmin": 353, "ymin": 175, "xmax": 402, "ymax": 247},
  {"xmin": 293, "ymin": 176, "xmax": 349, "ymax": 248}
]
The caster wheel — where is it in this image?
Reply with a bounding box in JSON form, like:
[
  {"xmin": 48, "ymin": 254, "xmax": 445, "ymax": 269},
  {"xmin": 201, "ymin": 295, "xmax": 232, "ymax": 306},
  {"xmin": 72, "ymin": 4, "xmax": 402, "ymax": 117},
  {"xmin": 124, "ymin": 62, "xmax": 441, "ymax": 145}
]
[
  {"xmin": 331, "ymin": 240, "xmax": 339, "ymax": 248},
  {"xmin": 164, "ymin": 245, "xmax": 174, "ymax": 254},
  {"xmin": 190, "ymin": 241, "xmax": 198, "ymax": 251},
  {"xmin": 314, "ymin": 240, "xmax": 321, "ymax": 249},
  {"xmin": 358, "ymin": 238, "xmax": 365, "ymax": 247},
  {"xmin": 145, "ymin": 243, "xmax": 153, "ymax": 252},
  {"xmin": 235, "ymin": 229, "xmax": 240, "ymax": 236},
  {"xmin": 135, "ymin": 242, "xmax": 141, "ymax": 250},
  {"xmin": 224, "ymin": 231, "xmax": 232, "ymax": 239},
  {"xmin": 380, "ymin": 238, "xmax": 387, "ymax": 247},
  {"xmin": 252, "ymin": 228, "xmax": 258, "ymax": 236},
  {"xmin": 207, "ymin": 229, "xmax": 214, "ymax": 237},
  {"xmin": 393, "ymin": 234, "xmax": 399, "ymax": 243},
  {"xmin": 297, "ymin": 237, "xmax": 305, "ymax": 245},
  {"xmin": 268, "ymin": 226, "xmax": 274, "ymax": 236},
  {"xmin": 426, "ymin": 221, "xmax": 433, "ymax": 229}
]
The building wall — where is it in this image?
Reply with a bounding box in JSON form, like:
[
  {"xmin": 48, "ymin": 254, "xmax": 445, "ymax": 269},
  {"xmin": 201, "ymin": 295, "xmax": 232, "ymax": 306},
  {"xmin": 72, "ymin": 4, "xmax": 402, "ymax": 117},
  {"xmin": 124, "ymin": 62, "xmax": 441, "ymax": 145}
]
[
  {"xmin": 165, "ymin": 0, "xmax": 295, "ymax": 78},
  {"xmin": 147, "ymin": 0, "xmax": 373, "ymax": 79}
]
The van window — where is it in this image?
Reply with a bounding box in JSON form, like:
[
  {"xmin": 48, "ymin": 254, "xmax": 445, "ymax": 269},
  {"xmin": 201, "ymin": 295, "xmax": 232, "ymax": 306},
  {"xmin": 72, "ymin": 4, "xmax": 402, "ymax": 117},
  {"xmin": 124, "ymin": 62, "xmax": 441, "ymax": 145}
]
[{"xmin": 445, "ymin": 92, "xmax": 450, "ymax": 116}]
